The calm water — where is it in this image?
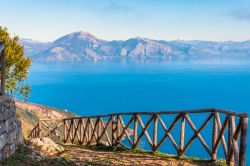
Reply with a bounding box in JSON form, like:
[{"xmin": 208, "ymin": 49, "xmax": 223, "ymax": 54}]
[{"xmin": 23, "ymin": 62, "xmax": 250, "ymax": 160}]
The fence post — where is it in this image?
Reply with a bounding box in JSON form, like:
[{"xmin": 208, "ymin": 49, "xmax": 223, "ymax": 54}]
[
  {"xmin": 133, "ymin": 114, "xmax": 138, "ymax": 149},
  {"xmin": 63, "ymin": 119, "xmax": 67, "ymax": 143},
  {"xmin": 239, "ymin": 117, "xmax": 248, "ymax": 166},
  {"xmin": 153, "ymin": 114, "xmax": 158, "ymax": 152},
  {"xmin": 97, "ymin": 118, "xmax": 102, "ymax": 143},
  {"xmin": 212, "ymin": 112, "xmax": 218, "ymax": 161},
  {"xmin": 88, "ymin": 119, "xmax": 92, "ymax": 144},
  {"xmin": 111, "ymin": 115, "xmax": 116, "ymax": 146},
  {"xmin": 38, "ymin": 120, "xmax": 41, "ymax": 137},
  {"xmin": 79, "ymin": 119, "xmax": 83, "ymax": 144},
  {"xmin": 179, "ymin": 114, "xmax": 185, "ymax": 157},
  {"xmin": 227, "ymin": 115, "xmax": 234, "ymax": 165},
  {"xmin": 116, "ymin": 115, "xmax": 121, "ymax": 143}
]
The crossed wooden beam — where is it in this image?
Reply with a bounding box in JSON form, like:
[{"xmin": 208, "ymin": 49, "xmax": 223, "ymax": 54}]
[
  {"xmin": 61, "ymin": 110, "xmax": 247, "ymax": 166},
  {"xmin": 28, "ymin": 107, "xmax": 248, "ymax": 165}
]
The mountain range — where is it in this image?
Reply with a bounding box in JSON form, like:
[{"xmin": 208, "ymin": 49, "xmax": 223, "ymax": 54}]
[{"xmin": 20, "ymin": 31, "xmax": 250, "ymax": 62}]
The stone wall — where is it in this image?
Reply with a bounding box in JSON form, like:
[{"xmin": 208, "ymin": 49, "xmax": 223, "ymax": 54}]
[{"xmin": 0, "ymin": 95, "xmax": 23, "ymax": 160}]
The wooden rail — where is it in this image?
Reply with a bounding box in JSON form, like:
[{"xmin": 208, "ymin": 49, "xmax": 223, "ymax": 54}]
[
  {"xmin": 0, "ymin": 41, "xmax": 5, "ymax": 95},
  {"xmin": 29, "ymin": 108, "xmax": 248, "ymax": 166},
  {"xmin": 28, "ymin": 123, "xmax": 40, "ymax": 138},
  {"xmin": 29, "ymin": 119, "xmax": 64, "ymax": 141}
]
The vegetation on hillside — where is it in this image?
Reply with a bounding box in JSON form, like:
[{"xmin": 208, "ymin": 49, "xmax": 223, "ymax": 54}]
[
  {"xmin": 19, "ymin": 85, "xmax": 31, "ymax": 102},
  {"xmin": 0, "ymin": 26, "xmax": 31, "ymax": 94}
]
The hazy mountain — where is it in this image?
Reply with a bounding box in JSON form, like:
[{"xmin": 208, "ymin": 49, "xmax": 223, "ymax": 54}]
[
  {"xmin": 20, "ymin": 31, "xmax": 250, "ymax": 62},
  {"xmin": 20, "ymin": 38, "xmax": 50, "ymax": 56}
]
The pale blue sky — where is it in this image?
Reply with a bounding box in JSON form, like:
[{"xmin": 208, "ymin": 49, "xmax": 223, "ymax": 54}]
[{"xmin": 1, "ymin": 0, "xmax": 250, "ymax": 42}]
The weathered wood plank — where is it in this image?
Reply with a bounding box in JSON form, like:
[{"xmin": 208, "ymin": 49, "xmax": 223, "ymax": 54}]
[
  {"xmin": 79, "ymin": 119, "xmax": 83, "ymax": 144},
  {"xmin": 82, "ymin": 118, "xmax": 90, "ymax": 144},
  {"xmin": 153, "ymin": 115, "xmax": 158, "ymax": 152},
  {"xmin": 65, "ymin": 120, "xmax": 71, "ymax": 143},
  {"xmin": 29, "ymin": 123, "xmax": 40, "ymax": 138},
  {"xmin": 136, "ymin": 115, "xmax": 153, "ymax": 148},
  {"xmin": 89, "ymin": 117, "xmax": 100, "ymax": 144},
  {"xmin": 179, "ymin": 114, "xmax": 185, "ymax": 155},
  {"xmin": 72, "ymin": 120, "xmax": 81, "ymax": 142},
  {"xmin": 117, "ymin": 115, "xmax": 121, "ymax": 139},
  {"xmin": 116, "ymin": 115, "xmax": 134, "ymax": 146},
  {"xmin": 133, "ymin": 115, "xmax": 154, "ymax": 149},
  {"xmin": 155, "ymin": 114, "xmax": 180, "ymax": 152},
  {"xmin": 180, "ymin": 113, "xmax": 213, "ymax": 156},
  {"xmin": 64, "ymin": 120, "xmax": 67, "ymax": 143},
  {"xmin": 111, "ymin": 115, "xmax": 116, "ymax": 146},
  {"xmin": 213, "ymin": 115, "xmax": 229, "ymax": 156},
  {"xmin": 228, "ymin": 116, "xmax": 239, "ymax": 166},
  {"xmin": 215, "ymin": 113, "xmax": 228, "ymax": 157},
  {"xmin": 89, "ymin": 118, "xmax": 98, "ymax": 144},
  {"xmin": 133, "ymin": 115, "xmax": 138, "ymax": 148},
  {"xmin": 47, "ymin": 121, "xmax": 63, "ymax": 137},
  {"xmin": 100, "ymin": 118, "xmax": 112, "ymax": 146},
  {"xmin": 71, "ymin": 119, "xmax": 75, "ymax": 143},
  {"xmin": 227, "ymin": 115, "xmax": 234, "ymax": 165},
  {"xmin": 233, "ymin": 118, "xmax": 242, "ymax": 141},
  {"xmin": 80, "ymin": 119, "xmax": 86, "ymax": 144},
  {"xmin": 97, "ymin": 118, "xmax": 101, "ymax": 138},
  {"xmin": 63, "ymin": 108, "xmax": 247, "ymax": 120},
  {"xmin": 212, "ymin": 113, "xmax": 218, "ymax": 160},
  {"xmin": 239, "ymin": 118, "xmax": 248, "ymax": 166}
]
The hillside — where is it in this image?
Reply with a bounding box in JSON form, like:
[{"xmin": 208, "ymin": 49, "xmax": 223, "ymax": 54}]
[
  {"xmin": 20, "ymin": 31, "xmax": 250, "ymax": 62},
  {"xmin": 15, "ymin": 100, "xmax": 76, "ymax": 138},
  {"xmin": 7, "ymin": 100, "xmax": 226, "ymax": 166}
]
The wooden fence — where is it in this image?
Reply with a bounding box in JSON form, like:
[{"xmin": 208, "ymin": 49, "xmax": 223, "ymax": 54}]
[
  {"xmin": 29, "ymin": 108, "xmax": 248, "ymax": 166},
  {"xmin": 0, "ymin": 41, "xmax": 6, "ymax": 95},
  {"xmin": 28, "ymin": 119, "xmax": 64, "ymax": 142}
]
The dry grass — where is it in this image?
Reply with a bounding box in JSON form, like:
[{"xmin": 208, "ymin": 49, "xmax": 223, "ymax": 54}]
[
  {"xmin": 15, "ymin": 100, "xmax": 76, "ymax": 138},
  {"xmin": 59, "ymin": 144, "xmax": 226, "ymax": 166}
]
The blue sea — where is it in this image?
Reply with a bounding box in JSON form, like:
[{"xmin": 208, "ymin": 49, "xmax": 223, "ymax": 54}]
[{"xmin": 23, "ymin": 62, "xmax": 250, "ymax": 161}]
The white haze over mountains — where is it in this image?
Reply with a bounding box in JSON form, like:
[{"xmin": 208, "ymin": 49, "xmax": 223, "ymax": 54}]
[{"xmin": 20, "ymin": 31, "xmax": 250, "ymax": 63}]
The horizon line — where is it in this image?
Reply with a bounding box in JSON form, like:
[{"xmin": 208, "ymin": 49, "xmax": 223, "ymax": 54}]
[{"xmin": 19, "ymin": 31, "xmax": 250, "ymax": 43}]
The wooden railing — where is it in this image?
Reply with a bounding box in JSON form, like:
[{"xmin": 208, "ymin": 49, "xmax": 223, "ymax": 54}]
[
  {"xmin": 29, "ymin": 108, "xmax": 248, "ymax": 166},
  {"xmin": 28, "ymin": 123, "xmax": 40, "ymax": 138},
  {"xmin": 0, "ymin": 41, "xmax": 6, "ymax": 95},
  {"xmin": 29, "ymin": 119, "xmax": 64, "ymax": 141}
]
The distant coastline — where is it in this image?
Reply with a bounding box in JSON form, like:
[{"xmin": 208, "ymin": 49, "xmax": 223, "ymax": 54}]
[{"xmin": 20, "ymin": 31, "xmax": 250, "ymax": 63}]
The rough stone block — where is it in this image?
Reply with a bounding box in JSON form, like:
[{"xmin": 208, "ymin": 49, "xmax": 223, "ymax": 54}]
[
  {"xmin": 6, "ymin": 131, "xmax": 16, "ymax": 144},
  {"xmin": 0, "ymin": 95, "xmax": 23, "ymax": 160},
  {"xmin": 5, "ymin": 118, "xmax": 16, "ymax": 133},
  {"xmin": 0, "ymin": 123, "xmax": 6, "ymax": 135},
  {"xmin": 0, "ymin": 134, "xmax": 6, "ymax": 150},
  {"xmin": 2, "ymin": 146, "xmax": 10, "ymax": 159}
]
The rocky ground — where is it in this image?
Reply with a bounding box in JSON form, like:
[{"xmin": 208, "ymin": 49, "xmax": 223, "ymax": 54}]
[
  {"xmin": 0, "ymin": 139, "xmax": 74, "ymax": 166},
  {"xmin": 0, "ymin": 137, "xmax": 226, "ymax": 166}
]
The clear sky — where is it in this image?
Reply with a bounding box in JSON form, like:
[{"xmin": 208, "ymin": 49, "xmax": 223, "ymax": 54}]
[{"xmin": 1, "ymin": 0, "xmax": 250, "ymax": 42}]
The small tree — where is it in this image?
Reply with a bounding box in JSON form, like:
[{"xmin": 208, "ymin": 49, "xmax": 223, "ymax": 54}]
[
  {"xmin": 20, "ymin": 85, "xmax": 31, "ymax": 102},
  {"xmin": 0, "ymin": 26, "xmax": 32, "ymax": 94}
]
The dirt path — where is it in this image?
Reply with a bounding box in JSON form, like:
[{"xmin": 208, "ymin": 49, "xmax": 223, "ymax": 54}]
[
  {"xmin": 60, "ymin": 146, "xmax": 214, "ymax": 166},
  {"xmin": 2, "ymin": 141, "xmax": 225, "ymax": 166}
]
